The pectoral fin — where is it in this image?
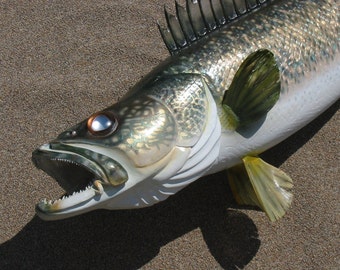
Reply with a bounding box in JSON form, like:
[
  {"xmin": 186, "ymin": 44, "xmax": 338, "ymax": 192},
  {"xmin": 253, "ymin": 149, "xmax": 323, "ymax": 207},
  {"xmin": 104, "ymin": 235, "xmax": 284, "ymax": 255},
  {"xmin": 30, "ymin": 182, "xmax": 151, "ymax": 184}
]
[
  {"xmin": 222, "ymin": 49, "xmax": 281, "ymax": 131},
  {"xmin": 228, "ymin": 156, "xmax": 293, "ymax": 222}
]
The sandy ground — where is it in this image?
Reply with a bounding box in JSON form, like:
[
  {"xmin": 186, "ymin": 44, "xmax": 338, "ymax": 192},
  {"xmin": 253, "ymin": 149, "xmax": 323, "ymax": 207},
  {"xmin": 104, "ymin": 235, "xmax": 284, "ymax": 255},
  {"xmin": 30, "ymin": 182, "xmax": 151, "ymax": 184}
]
[{"xmin": 0, "ymin": 1, "xmax": 339, "ymax": 269}]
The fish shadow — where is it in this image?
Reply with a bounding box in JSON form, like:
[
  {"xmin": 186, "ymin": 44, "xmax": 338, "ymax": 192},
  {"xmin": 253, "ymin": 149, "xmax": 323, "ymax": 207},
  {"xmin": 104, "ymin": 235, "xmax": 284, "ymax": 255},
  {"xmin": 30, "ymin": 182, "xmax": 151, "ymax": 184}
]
[
  {"xmin": 0, "ymin": 174, "xmax": 259, "ymax": 270},
  {"xmin": 0, "ymin": 101, "xmax": 338, "ymax": 270}
]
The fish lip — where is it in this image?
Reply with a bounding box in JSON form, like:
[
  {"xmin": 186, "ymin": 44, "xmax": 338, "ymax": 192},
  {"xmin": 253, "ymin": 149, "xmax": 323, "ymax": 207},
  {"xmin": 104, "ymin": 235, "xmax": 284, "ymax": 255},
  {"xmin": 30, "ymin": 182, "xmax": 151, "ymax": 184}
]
[{"xmin": 32, "ymin": 142, "xmax": 128, "ymax": 218}]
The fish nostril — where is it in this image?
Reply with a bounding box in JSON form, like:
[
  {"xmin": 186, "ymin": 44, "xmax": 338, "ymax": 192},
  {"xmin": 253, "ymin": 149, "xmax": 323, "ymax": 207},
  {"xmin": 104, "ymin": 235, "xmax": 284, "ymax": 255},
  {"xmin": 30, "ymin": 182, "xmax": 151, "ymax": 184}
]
[{"xmin": 49, "ymin": 143, "xmax": 58, "ymax": 150}]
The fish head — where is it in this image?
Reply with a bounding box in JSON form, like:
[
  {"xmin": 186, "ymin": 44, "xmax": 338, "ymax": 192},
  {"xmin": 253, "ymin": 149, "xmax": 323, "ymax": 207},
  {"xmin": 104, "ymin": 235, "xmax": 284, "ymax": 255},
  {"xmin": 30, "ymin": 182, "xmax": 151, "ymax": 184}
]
[
  {"xmin": 33, "ymin": 73, "xmax": 219, "ymax": 220},
  {"xmin": 32, "ymin": 94, "xmax": 180, "ymax": 220}
]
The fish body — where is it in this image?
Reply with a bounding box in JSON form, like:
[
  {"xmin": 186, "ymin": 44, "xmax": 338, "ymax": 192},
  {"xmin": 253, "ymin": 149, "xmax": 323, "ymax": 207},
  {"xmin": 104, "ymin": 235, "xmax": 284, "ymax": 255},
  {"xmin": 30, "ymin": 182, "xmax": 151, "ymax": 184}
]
[{"xmin": 32, "ymin": 0, "xmax": 340, "ymax": 220}]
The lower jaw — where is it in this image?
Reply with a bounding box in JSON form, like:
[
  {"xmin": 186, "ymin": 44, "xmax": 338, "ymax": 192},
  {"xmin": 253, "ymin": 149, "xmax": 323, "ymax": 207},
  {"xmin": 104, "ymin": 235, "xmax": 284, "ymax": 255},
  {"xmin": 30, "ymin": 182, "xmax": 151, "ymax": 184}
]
[{"xmin": 37, "ymin": 185, "xmax": 97, "ymax": 212}]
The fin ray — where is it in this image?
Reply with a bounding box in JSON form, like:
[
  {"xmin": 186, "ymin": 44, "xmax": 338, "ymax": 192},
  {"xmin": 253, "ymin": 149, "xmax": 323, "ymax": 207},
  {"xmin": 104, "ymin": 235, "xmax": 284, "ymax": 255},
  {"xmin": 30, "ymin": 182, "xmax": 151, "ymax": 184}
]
[
  {"xmin": 222, "ymin": 49, "xmax": 280, "ymax": 130},
  {"xmin": 233, "ymin": 0, "xmax": 248, "ymax": 15},
  {"xmin": 211, "ymin": 0, "xmax": 227, "ymax": 25},
  {"xmin": 199, "ymin": 0, "xmax": 217, "ymax": 31},
  {"xmin": 228, "ymin": 156, "xmax": 293, "ymax": 222},
  {"xmin": 221, "ymin": 0, "xmax": 238, "ymax": 19},
  {"xmin": 176, "ymin": 2, "xmax": 197, "ymax": 43},
  {"xmin": 187, "ymin": 0, "xmax": 208, "ymax": 37},
  {"xmin": 245, "ymin": 156, "xmax": 293, "ymax": 221},
  {"xmin": 165, "ymin": 7, "xmax": 187, "ymax": 47},
  {"xmin": 159, "ymin": 0, "xmax": 273, "ymax": 55},
  {"xmin": 228, "ymin": 163, "xmax": 260, "ymax": 207},
  {"xmin": 158, "ymin": 23, "xmax": 178, "ymax": 52}
]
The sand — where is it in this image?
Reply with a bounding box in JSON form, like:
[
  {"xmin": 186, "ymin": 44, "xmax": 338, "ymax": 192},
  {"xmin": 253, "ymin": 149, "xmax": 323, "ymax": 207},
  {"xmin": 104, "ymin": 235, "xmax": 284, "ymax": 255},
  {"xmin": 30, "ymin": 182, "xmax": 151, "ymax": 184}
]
[{"xmin": 0, "ymin": 1, "xmax": 339, "ymax": 269}]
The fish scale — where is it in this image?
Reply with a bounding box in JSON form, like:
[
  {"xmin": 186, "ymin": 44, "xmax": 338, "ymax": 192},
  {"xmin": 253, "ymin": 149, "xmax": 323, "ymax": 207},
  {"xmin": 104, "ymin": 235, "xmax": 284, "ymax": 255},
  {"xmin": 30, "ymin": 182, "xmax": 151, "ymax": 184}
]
[{"xmin": 147, "ymin": 74, "xmax": 208, "ymax": 146}]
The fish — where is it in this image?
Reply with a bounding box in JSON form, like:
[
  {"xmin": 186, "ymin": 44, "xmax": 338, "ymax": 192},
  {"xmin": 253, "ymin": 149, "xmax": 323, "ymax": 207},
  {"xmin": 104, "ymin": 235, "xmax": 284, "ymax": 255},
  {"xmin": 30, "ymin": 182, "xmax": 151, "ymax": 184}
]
[{"xmin": 32, "ymin": 0, "xmax": 340, "ymax": 221}]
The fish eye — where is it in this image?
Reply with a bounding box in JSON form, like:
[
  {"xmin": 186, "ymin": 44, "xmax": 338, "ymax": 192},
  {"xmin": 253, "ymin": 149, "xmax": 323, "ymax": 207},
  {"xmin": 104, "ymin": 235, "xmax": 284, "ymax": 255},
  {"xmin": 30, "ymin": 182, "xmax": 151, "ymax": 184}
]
[{"xmin": 87, "ymin": 111, "xmax": 118, "ymax": 136}]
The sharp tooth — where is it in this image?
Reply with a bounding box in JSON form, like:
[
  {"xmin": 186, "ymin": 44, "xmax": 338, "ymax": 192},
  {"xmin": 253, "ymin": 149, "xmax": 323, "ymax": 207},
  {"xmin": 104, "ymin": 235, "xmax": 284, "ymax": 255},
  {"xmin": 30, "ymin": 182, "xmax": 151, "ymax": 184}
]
[
  {"xmin": 93, "ymin": 180, "xmax": 104, "ymax": 194},
  {"xmin": 38, "ymin": 180, "xmax": 104, "ymax": 213},
  {"xmin": 38, "ymin": 188, "xmax": 96, "ymax": 212}
]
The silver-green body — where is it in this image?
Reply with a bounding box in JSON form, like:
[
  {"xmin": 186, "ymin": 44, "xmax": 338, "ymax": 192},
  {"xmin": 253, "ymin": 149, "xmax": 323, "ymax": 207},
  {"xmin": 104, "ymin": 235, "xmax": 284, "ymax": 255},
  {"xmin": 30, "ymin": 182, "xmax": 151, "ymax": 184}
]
[
  {"xmin": 126, "ymin": 0, "xmax": 339, "ymax": 175},
  {"xmin": 33, "ymin": 0, "xmax": 340, "ymax": 220}
]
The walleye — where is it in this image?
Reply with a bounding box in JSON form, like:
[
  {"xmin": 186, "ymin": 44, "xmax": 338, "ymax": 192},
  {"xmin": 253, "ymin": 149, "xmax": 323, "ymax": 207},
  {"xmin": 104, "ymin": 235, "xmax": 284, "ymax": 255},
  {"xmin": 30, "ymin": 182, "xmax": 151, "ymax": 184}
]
[{"xmin": 32, "ymin": 0, "xmax": 339, "ymax": 221}]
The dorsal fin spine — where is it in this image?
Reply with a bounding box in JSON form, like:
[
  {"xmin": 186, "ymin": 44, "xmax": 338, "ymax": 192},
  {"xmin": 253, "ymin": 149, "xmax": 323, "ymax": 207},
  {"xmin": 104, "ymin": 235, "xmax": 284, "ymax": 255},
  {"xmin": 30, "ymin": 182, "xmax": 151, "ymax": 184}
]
[
  {"xmin": 159, "ymin": 0, "xmax": 271, "ymax": 55},
  {"xmin": 211, "ymin": 0, "xmax": 227, "ymax": 26},
  {"xmin": 157, "ymin": 22, "xmax": 178, "ymax": 53},
  {"xmin": 187, "ymin": 0, "xmax": 208, "ymax": 37},
  {"xmin": 235, "ymin": 0, "xmax": 247, "ymax": 15},
  {"xmin": 199, "ymin": 0, "xmax": 217, "ymax": 31},
  {"xmin": 232, "ymin": 0, "xmax": 241, "ymax": 17},
  {"xmin": 175, "ymin": 1, "xmax": 197, "ymax": 43},
  {"xmin": 165, "ymin": 6, "xmax": 187, "ymax": 47}
]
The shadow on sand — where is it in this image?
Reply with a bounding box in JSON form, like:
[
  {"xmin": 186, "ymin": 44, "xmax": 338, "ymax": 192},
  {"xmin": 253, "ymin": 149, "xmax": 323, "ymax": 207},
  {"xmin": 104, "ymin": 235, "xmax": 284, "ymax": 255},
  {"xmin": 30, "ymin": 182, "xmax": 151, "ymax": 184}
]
[{"xmin": 0, "ymin": 173, "xmax": 259, "ymax": 270}]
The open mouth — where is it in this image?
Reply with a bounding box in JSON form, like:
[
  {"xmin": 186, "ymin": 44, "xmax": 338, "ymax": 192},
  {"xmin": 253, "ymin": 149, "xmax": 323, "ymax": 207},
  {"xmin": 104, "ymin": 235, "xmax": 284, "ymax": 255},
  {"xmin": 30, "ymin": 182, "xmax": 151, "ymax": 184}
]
[{"xmin": 32, "ymin": 143, "xmax": 128, "ymax": 214}]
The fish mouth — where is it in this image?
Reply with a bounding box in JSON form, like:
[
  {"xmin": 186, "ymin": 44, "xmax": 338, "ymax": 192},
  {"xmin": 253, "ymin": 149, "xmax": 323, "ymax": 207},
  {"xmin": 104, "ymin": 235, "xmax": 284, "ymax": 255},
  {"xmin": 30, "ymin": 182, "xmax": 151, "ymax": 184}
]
[{"xmin": 32, "ymin": 143, "xmax": 128, "ymax": 219}]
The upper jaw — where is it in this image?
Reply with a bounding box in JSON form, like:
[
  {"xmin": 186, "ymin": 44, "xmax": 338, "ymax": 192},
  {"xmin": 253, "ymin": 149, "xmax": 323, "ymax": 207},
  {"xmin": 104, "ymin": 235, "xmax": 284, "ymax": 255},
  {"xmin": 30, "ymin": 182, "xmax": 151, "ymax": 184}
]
[{"xmin": 32, "ymin": 142, "xmax": 128, "ymax": 220}]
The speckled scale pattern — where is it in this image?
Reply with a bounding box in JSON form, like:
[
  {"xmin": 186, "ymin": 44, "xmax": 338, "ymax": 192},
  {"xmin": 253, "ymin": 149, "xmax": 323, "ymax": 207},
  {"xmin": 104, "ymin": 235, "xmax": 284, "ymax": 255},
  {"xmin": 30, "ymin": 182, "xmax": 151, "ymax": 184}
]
[
  {"xmin": 147, "ymin": 74, "xmax": 209, "ymax": 146},
  {"xmin": 103, "ymin": 97, "xmax": 177, "ymax": 167},
  {"xmin": 160, "ymin": 0, "xmax": 338, "ymax": 98}
]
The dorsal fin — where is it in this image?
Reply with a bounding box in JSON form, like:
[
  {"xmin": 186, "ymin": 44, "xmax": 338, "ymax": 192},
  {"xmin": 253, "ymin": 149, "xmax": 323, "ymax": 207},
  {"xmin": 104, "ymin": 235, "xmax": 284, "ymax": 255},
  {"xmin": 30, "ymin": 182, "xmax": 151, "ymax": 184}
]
[{"xmin": 158, "ymin": 0, "xmax": 273, "ymax": 55}]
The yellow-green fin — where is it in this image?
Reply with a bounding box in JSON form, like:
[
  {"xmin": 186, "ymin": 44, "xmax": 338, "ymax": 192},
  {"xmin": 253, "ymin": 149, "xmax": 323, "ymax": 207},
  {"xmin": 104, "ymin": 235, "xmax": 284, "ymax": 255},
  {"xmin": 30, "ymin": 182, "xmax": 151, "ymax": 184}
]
[
  {"xmin": 227, "ymin": 163, "xmax": 260, "ymax": 207},
  {"xmin": 228, "ymin": 156, "xmax": 293, "ymax": 222},
  {"xmin": 222, "ymin": 49, "xmax": 281, "ymax": 131}
]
